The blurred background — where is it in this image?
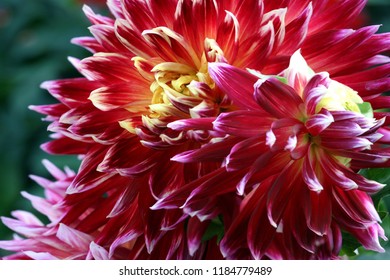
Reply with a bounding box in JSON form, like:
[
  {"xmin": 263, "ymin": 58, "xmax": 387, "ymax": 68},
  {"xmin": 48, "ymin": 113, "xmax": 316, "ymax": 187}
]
[{"xmin": 0, "ymin": 0, "xmax": 389, "ymax": 259}]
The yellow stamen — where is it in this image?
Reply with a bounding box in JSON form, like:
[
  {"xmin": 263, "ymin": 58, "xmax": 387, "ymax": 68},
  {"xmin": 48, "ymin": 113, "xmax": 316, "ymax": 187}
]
[{"xmin": 316, "ymin": 80, "xmax": 363, "ymax": 113}]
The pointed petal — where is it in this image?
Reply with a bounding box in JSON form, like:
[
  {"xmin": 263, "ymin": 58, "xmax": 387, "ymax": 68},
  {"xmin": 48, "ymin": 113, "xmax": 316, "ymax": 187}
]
[
  {"xmin": 56, "ymin": 224, "xmax": 92, "ymax": 250},
  {"xmin": 267, "ymin": 161, "xmax": 301, "ymax": 228},
  {"xmin": 305, "ymin": 109, "xmax": 334, "ymax": 136},
  {"xmin": 187, "ymin": 217, "xmax": 210, "ymax": 257},
  {"xmin": 304, "ymin": 189, "xmax": 332, "ymax": 236},
  {"xmin": 208, "ymin": 63, "xmax": 259, "ymax": 110},
  {"xmin": 254, "ymin": 77, "xmax": 303, "ymax": 118},
  {"xmin": 213, "ymin": 111, "xmax": 273, "ymax": 137},
  {"xmin": 88, "ymin": 242, "xmax": 109, "ymax": 260},
  {"xmin": 302, "ymin": 148, "xmax": 323, "ymax": 192},
  {"xmin": 349, "ymin": 223, "xmax": 388, "ymax": 253}
]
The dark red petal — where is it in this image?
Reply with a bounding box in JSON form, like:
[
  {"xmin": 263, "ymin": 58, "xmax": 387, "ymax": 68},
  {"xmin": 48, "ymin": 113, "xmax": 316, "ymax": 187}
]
[
  {"xmin": 172, "ymin": 136, "xmax": 241, "ymax": 163},
  {"xmin": 220, "ymin": 179, "xmax": 268, "ymax": 259},
  {"xmin": 254, "ymin": 77, "xmax": 303, "ymax": 118},
  {"xmin": 226, "ymin": 136, "xmax": 268, "ymax": 171},
  {"xmin": 208, "ymin": 63, "xmax": 259, "ymax": 110},
  {"xmin": 304, "ymin": 188, "xmax": 332, "ymax": 236},
  {"xmin": 187, "ymin": 217, "xmax": 210, "ymax": 256},
  {"xmin": 266, "ymin": 161, "xmax": 302, "ymax": 228},
  {"xmin": 213, "ymin": 111, "xmax": 273, "ymax": 137},
  {"xmin": 174, "ymin": 0, "xmax": 219, "ymax": 56},
  {"xmin": 302, "ymin": 148, "xmax": 323, "ymax": 192},
  {"xmin": 247, "ymin": 185, "xmax": 278, "ymax": 259},
  {"xmin": 279, "ymin": 3, "xmax": 312, "ymax": 55},
  {"xmin": 40, "ymin": 78, "xmax": 96, "ymax": 107},
  {"xmin": 332, "ymin": 188, "xmax": 381, "ymax": 228}
]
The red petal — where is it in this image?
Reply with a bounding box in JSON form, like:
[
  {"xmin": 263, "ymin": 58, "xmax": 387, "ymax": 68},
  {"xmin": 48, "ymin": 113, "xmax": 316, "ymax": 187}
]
[
  {"xmin": 214, "ymin": 111, "xmax": 273, "ymax": 137},
  {"xmin": 208, "ymin": 63, "xmax": 260, "ymax": 110},
  {"xmin": 266, "ymin": 161, "xmax": 302, "ymax": 228},
  {"xmin": 254, "ymin": 77, "xmax": 303, "ymax": 118}
]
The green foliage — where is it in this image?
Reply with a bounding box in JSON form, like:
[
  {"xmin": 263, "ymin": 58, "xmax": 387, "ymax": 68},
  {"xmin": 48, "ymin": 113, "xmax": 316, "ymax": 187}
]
[
  {"xmin": 360, "ymin": 168, "xmax": 390, "ymax": 205},
  {"xmin": 202, "ymin": 216, "xmax": 224, "ymax": 243},
  {"xmin": 0, "ymin": 0, "xmax": 92, "ymax": 253},
  {"xmin": 343, "ymin": 171, "xmax": 390, "ymax": 259},
  {"xmin": 357, "ymin": 102, "xmax": 374, "ymax": 118}
]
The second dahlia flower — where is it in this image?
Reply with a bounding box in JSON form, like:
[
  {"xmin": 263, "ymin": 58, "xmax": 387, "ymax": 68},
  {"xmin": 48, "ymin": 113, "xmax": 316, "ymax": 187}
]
[{"xmin": 159, "ymin": 51, "xmax": 390, "ymax": 259}]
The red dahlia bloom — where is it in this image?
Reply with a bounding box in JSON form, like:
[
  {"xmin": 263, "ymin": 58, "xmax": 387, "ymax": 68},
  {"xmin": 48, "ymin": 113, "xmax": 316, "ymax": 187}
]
[
  {"xmin": 160, "ymin": 51, "xmax": 389, "ymax": 259},
  {"xmin": 2, "ymin": 0, "xmax": 389, "ymax": 259},
  {"xmin": 0, "ymin": 161, "xmax": 97, "ymax": 260}
]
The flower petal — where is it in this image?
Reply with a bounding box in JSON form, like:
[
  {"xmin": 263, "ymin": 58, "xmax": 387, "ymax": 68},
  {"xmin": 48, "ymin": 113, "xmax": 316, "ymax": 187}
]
[
  {"xmin": 213, "ymin": 111, "xmax": 274, "ymax": 137},
  {"xmin": 254, "ymin": 77, "xmax": 303, "ymax": 118},
  {"xmin": 208, "ymin": 62, "xmax": 259, "ymax": 110}
]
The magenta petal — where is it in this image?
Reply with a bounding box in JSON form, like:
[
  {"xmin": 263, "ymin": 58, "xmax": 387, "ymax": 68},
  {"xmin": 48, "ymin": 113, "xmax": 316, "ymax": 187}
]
[
  {"xmin": 187, "ymin": 217, "xmax": 210, "ymax": 256},
  {"xmin": 220, "ymin": 183, "xmax": 267, "ymax": 259},
  {"xmin": 302, "ymin": 148, "xmax": 323, "ymax": 192},
  {"xmin": 152, "ymin": 168, "xmax": 227, "ymax": 210},
  {"xmin": 319, "ymin": 154, "xmax": 359, "ymax": 191},
  {"xmin": 254, "ymin": 77, "xmax": 303, "ymax": 118},
  {"xmin": 305, "ymin": 109, "xmax": 334, "ymax": 136},
  {"xmin": 303, "ymin": 73, "xmax": 330, "ymax": 115},
  {"xmin": 348, "ymin": 223, "xmax": 388, "ymax": 253},
  {"xmin": 237, "ymin": 151, "xmax": 275, "ymax": 195},
  {"xmin": 320, "ymin": 136, "xmax": 372, "ymax": 150},
  {"xmin": 1, "ymin": 217, "xmax": 46, "ymax": 237},
  {"xmin": 227, "ymin": 137, "xmax": 268, "ymax": 171},
  {"xmin": 267, "ymin": 161, "xmax": 301, "ymax": 228},
  {"xmin": 172, "ymin": 136, "xmax": 240, "ymax": 163},
  {"xmin": 24, "ymin": 251, "xmax": 58, "ymax": 260},
  {"xmin": 208, "ymin": 62, "xmax": 259, "ymax": 110},
  {"xmin": 247, "ymin": 188, "xmax": 278, "ymax": 259},
  {"xmin": 213, "ymin": 111, "xmax": 274, "ymax": 137},
  {"xmin": 167, "ymin": 117, "xmax": 215, "ymax": 131},
  {"xmin": 88, "ymin": 242, "xmax": 109, "ymax": 260},
  {"xmin": 332, "ymin": 188, "xmax": 381, "ymax": 227},
  {"xmin": 304, "ymin": 189, "xmax": 332, "ymax": 236},
  {"xmin": 56, "ymin": 223, "xmax": 92, "ymax": 250}
]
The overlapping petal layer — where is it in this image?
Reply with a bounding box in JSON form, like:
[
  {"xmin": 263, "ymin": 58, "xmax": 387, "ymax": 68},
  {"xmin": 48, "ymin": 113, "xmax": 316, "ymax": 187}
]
[
  {"xmin": 163, "ymin": 51, "xmax": 390, "ymax": 259},
  {"xmin": 1, "ymin": 0, "xmax": 390, "ymax": 259}
]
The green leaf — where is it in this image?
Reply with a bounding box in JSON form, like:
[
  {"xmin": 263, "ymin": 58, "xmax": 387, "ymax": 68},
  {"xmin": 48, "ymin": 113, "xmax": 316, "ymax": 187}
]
[
  {"xmin": 359, "ymin": 168, "xmax": 390, "ymax": 205},
  {"xmin": 359, "ymin": 168, "xmax": 390, "ymax": 184},
  {"xmin": 202, "ymin": 216, "xmax": 224, "ymax": 242},
  {"xmin": 357, "ymin": 102, "xmax": 374, "ymax": 118},
  {"xmin": 340, "ymin": 232, "xmax": 361, "ymax": 257}
]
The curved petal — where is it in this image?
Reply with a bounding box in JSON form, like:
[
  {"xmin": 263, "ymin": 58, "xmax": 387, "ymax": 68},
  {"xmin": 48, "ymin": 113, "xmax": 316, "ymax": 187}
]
[
  {"xmin": 213, "ymin": 111, "xmax": 273, "ymax": 137},
  {"xmin": 302, "ymin": 148, "xmax": 323, "ymax": 192},
  {"xmin": 254, "ymin": 77, "xmax": 303, "ymax": 118},
  {"xmin": 267, "ymin": 161, "xmax": 302, "ymax": 228},
  {"xmin": 208, "ymin": 63, "xmax": 259, "ymax": 110},
  {"xmin": 303, "ymin": 188, "xmax": 332, "ymax": 236}
]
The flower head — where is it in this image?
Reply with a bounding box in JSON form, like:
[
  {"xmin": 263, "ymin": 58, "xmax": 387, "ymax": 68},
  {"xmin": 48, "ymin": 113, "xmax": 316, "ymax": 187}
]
[
  {"xmin": 161, "ymin": 50, "xmax": 390, "ymax": 259},
  {"xmin": 2, "ymin": 0, "xmax": 390, "ymax": 259}
]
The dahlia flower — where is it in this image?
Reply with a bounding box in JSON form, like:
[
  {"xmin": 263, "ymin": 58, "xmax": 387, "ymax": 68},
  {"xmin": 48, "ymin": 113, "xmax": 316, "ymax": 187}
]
[
  {"xmin": 0, "ymin": 160, "xmax": 95, "ymax": 260},
  {"xmin": 159, "ymin": 51, "xmax": 390, "ymax": 259},
  {"xmin": 0, "ymin": 160, "xmax": 222, "ymax": 259},
  {"xmin": 1, "ymin": 0, "xmax": 389, "ymax": 259}
]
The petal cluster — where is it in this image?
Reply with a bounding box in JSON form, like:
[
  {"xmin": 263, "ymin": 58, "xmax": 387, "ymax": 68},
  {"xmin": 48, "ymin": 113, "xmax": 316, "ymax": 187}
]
[
  {"xmin": 1, "ymin": 0, "xmax": 390, "ymax": 260},
  {"xmin": 164, "ymin": 51, "xmax": 390, "ymax": 259}
]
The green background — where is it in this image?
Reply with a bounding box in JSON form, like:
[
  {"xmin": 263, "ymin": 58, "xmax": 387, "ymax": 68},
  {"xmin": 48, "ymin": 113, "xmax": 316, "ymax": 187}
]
[{"xmin": 0, "ymin": 0, "xmax": 389, "ymax": 259}]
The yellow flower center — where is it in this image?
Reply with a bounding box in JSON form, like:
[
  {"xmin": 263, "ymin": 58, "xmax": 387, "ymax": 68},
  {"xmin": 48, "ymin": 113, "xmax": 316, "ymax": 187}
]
[
  {"xmin": 119, "ymin": 38, "xmax": 232, "ymax": 148},
  {"xmin": 316, "ymin": 80, "xmax": 363, "ymax": 113},
  {"xmin": 148, "ymin": 58, "xmax": 212, "ymax": 119}
]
